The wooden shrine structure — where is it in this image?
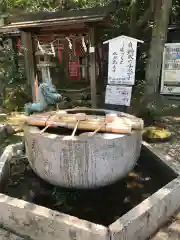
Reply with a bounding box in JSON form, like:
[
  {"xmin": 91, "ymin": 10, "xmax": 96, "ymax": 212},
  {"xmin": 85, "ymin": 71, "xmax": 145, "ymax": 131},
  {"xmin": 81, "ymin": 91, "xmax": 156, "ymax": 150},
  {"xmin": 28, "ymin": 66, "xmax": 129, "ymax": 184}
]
[{"xmin": 0, "ymin": 4, "xmax": 115, "ymax": 107}]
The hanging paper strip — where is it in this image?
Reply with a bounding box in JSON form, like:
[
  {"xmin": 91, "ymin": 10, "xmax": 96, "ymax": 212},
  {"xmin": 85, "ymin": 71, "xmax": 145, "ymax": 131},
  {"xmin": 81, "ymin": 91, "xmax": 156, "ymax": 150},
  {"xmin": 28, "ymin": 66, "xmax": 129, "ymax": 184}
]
[
  {"xmin": 17, "ymin": 38, "xmax": 21, "ymax": 55},
  {"xmin": 58, "ymin": 47, "xmax": 62, "ymax": 64},
  {"xmin": 68, "ymin": 42, "xmax": 80, "ymax": 80},
  {"xmin": 68, "ymin": 55, "xmax": 80, "ymax": 80},
  {"xmin": 17, "ymin": 39, "xmax": 21, "ymax": 49}
]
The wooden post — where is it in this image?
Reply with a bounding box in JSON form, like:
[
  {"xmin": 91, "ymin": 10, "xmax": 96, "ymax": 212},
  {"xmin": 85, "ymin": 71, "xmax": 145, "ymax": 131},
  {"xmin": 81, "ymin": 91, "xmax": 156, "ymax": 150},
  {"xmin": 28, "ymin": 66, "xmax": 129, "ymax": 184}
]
[
  {"xmin": 89, "ymin": 27, "xmax": 97, "ymax": 108},
  {"xmin": 86, "ymin": 40, "xmax": 90, "ymax": 83},
  {"xmin": 21, "ymin": 31, "xmax": 37, "ymax": 102}
]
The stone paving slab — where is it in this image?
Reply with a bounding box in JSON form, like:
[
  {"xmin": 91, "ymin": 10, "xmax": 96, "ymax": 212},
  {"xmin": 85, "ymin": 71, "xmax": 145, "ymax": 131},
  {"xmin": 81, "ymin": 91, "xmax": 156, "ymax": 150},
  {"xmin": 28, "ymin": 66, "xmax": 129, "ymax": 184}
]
[
  {"xmin": 143, "ymin": 116, "xmax": 180, "ymax": 239},
  {"xmin": 0, "ymin": 228, "xmax": 25, "ymax": 240},
  {"xmin": 151, "ymin": 212, "xmax": 180, "ymax": 240},
  {"xmin": 148, "ymin": 117, "xmax": 180, "ymax": 240}
]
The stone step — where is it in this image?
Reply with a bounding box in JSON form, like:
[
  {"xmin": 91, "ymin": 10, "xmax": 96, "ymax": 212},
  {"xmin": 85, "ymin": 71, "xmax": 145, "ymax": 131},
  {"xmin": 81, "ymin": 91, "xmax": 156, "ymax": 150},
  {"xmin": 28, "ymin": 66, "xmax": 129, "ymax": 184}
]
[
  {"xmin": 151, "ymin": 212, "xmax": 180, "ymax": 240},
  {"xmin": 0, "ymin": 228, "xmax": 26, "ymax": 240}
]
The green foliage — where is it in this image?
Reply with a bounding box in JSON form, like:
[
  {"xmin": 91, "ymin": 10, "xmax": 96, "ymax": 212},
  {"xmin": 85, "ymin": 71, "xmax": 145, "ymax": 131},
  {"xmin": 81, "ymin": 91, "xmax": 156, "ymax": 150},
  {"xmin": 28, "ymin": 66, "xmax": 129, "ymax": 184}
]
[
  {"xmin": 0, "ymin": 39, "xmax": 23, "ymax": 85},
  {"xmin": 0, "ymin": 0, "xmax": 58, "ymax": 12},
  {"xmin": 0, "ymin": 37, "xmax": 31, "ymax": 111},
  {"xmin": 0, "ymin": 0, "xmax": 111, "ymax": 13},
  {"xmin": 4, "ymin": 84, "xmax": 32, "ymax": 111}
]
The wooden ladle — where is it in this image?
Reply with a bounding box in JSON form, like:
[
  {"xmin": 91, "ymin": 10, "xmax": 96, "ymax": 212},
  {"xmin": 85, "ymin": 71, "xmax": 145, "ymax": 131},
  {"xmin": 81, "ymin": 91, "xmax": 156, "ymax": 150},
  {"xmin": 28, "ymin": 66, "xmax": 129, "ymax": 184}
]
[
  {"xmin": 71, "ymin": 113, "xmax": 87, "ymax": 137},
  {"xmin": 90, "ymin": 113, "xmax": 117, "ymax": 136},
  {"xmin": 40, "ymin": 111, "xmax": 67, "ymax": 134},
  {"xmin": 79, "ymin": 113, "xmax": 118, "ymax": 138}
]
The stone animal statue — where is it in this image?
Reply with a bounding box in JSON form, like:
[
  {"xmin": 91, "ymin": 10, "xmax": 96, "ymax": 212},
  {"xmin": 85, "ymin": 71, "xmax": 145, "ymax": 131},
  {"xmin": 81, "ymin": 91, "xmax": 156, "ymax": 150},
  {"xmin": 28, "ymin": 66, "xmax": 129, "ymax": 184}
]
[{"xmin": 24, "ymin": 82, "xmax": 62, "ymax": 115}]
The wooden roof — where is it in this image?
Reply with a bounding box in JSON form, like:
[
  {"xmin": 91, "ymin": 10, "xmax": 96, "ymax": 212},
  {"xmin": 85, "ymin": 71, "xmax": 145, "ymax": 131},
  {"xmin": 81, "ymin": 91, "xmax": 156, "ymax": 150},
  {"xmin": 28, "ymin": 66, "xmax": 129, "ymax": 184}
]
[
  {"xmin": 0, "ymin": 27, "xmax": 20, "ymax": 36},
  {"xmin": 0, "ymin": 4, "xmax": 115, "ymax": 31}
]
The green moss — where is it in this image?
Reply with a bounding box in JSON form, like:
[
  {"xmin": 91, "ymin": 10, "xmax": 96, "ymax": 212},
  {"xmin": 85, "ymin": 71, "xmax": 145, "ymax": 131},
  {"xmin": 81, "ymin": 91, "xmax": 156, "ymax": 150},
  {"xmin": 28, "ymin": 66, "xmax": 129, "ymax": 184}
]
[{"xmin": 143, "ymin": 126, "xmax": 171, "ymax": 139}]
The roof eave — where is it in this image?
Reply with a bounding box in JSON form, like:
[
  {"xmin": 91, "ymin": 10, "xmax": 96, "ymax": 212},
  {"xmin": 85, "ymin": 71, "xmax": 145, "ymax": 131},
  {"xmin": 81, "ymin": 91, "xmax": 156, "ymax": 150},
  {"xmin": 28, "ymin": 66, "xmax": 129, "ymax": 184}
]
[{"xmin": 0, "ymin": 15, "xmax": 106, "ymax": 30}]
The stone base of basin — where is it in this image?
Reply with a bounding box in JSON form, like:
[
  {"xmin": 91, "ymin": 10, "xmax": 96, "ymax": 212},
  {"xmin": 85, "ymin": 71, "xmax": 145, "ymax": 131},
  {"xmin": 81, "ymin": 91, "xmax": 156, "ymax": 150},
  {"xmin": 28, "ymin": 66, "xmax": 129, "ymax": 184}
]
[{"xmin": 0, "ymin": 143, "xmax": 180, "ymax": 240}]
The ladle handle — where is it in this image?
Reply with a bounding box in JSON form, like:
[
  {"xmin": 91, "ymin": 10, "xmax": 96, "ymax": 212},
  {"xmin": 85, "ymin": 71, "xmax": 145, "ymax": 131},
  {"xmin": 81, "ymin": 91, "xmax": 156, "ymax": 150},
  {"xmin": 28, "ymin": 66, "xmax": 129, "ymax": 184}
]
[
  {"xmin": 40, "ymin": 113, "xmax": 57, "ymax": 134},
  {"xmin": 40, "ymin": 124, "xmax": 50, "ymax": 134},
  {"xmin": 90, "ymin": 121, "xmax": 107, "ymax": 137},
  {"xmin": 71, "ymin": 120, "xmax": 79, "ymax": 137}
]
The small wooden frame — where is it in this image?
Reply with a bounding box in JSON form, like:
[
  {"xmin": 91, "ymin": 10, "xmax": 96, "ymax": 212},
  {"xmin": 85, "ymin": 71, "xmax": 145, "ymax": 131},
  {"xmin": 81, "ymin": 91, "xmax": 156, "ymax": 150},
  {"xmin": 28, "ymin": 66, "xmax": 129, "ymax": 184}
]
[{"xmin": 0, "ymin": 4, "xmax": 115, "ymax": 107}]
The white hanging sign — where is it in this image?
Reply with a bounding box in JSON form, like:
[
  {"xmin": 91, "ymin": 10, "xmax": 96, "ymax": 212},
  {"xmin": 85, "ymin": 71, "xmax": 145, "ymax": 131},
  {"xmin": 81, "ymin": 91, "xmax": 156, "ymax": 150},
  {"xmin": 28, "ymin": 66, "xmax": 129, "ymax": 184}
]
[
  {"xmin": 107, "ymin": 37, "xmax": 138, "ymax": 85},
  {"xmin": 105, "ymin": 85, "xmax": 132, "ymax": 106}
]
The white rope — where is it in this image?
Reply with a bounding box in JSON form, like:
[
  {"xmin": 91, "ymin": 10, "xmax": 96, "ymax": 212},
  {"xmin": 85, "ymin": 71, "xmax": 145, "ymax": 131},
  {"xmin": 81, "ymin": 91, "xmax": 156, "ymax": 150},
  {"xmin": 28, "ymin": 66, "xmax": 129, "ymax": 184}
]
[
  {"xmin": 82, "ymin": 36, "xmax": 87, "ymax": 52},
  {"xmin": 33, "ymin": 35, "xmax": 89, "ymax": 55},
  {"xmin": 50, "ymin": 42, "xmax": 55, "ymax": 56},
  {"xmin": 66, "ymin": 37, "xmax": 72, "ymax": 50},
  {"xmin": 37, "ymin": 40, "xmax": 45, "ymax": 54},
  {"xmin": 36, "ymin": 39, "xmax": 56, "ymax": 55}
]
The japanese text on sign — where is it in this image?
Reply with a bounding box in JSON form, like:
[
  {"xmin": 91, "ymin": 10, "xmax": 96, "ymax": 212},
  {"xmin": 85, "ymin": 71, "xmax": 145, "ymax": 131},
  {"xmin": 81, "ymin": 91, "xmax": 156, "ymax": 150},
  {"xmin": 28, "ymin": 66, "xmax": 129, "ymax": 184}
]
[
  {"xmin": 105, "ymin": 85, "xmax": 132, "ymax": 106},
  {"xmin": 164, "ymin": 45, "xmax": 180, "ymax": 70},
  {"xmin": 112, "ymin": 52, "xmax": 118, "ymax": 73},
  {"xmin": 162, "ymin": 44, "xmax": 180, "ymax": 84},
  {"xmin": 108, "ymin": 38, "xmax": 137, "ymax": 85}
]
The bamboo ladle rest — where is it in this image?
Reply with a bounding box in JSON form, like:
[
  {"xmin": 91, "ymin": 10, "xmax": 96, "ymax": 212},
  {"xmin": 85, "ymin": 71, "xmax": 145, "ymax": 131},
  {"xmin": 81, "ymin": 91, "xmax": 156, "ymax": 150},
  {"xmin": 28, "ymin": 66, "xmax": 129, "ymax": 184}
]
[
  {"xmin": 79, "ymin": 113, "xmax": 128, "ymax": 137},
  {"xmin": 25, "ymin": 112, "xmax": 136, "ymax": 135}
]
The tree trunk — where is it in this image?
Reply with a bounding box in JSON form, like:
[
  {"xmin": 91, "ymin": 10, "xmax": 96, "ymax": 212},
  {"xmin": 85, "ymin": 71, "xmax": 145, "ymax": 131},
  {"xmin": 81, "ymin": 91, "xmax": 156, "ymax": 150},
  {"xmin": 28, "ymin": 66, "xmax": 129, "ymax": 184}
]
[
  {"xmin": 136, "ymin": 0, "xmax": 154, "ymax": 30},
  {"xmin": 59, "ymin": 0, "xmax": 68, "ymax": 10},
  {"xmin": 143, "ymin": 0, "xmax": 172, "ymax": 106},
  {"xmin": 129, "ymin": 0, "xmax": 139, "ymax": 37}
]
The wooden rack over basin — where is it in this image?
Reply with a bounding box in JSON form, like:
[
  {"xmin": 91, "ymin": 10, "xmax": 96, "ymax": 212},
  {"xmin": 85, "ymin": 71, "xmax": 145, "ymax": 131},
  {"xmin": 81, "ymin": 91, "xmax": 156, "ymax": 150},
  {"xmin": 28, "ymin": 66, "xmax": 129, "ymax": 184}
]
[{"xmin": 24, "ymin": 109, "xmax": 144, "ymax": 135}]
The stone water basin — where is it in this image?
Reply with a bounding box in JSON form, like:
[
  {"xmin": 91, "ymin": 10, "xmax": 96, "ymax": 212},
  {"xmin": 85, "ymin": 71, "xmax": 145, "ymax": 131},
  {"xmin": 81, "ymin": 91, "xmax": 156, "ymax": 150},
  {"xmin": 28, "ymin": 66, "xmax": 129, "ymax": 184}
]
[{"xmin": 24, "ymin": 109, "xmax": 143, "ymax": 188}]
